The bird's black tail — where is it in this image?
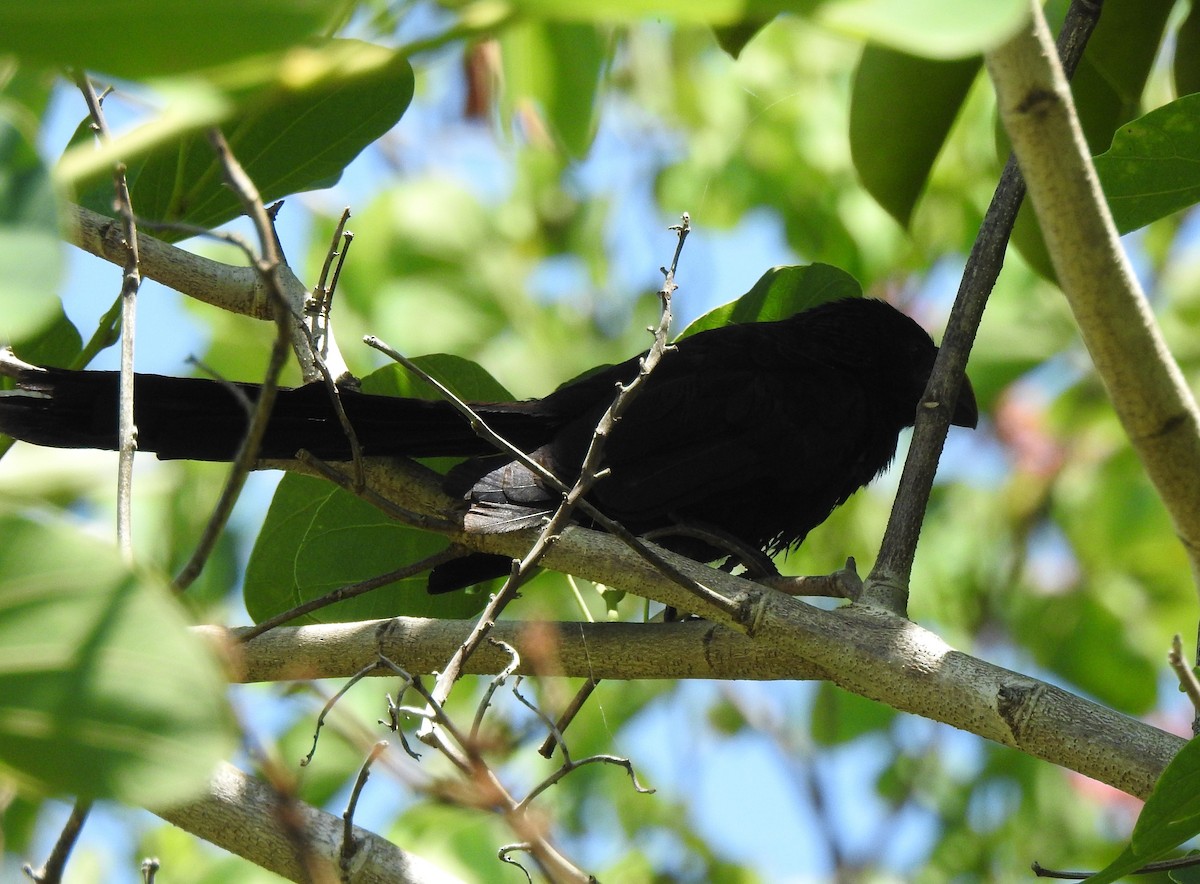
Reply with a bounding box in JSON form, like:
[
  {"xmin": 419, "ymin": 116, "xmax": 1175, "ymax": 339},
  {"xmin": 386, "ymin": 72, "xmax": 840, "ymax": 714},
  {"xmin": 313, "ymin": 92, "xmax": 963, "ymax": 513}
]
[{"xmin": 0, "ymin": 358, "xmax": 541, "ymax": 463}]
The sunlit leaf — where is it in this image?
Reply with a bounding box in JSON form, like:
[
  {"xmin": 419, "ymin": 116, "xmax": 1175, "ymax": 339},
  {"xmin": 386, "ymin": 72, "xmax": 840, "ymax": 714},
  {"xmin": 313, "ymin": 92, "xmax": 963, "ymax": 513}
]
[
  {"xmin": 680, "ymin": 263, "xmax": 862, "ymax": 337},
  {"xmin": 67, "ymin": 40, "xmax": 415, "ymax": 239},
  {"xmin": 0, "ymin": 0, "xmax": 332, "ymax": 79},
  {"xmin": 501, "ymin": 21, "xmax": 609, "ymax": 157},
  {"xmin": 0, "ymin": 110, "xmax": 62, "ymax": 344}
]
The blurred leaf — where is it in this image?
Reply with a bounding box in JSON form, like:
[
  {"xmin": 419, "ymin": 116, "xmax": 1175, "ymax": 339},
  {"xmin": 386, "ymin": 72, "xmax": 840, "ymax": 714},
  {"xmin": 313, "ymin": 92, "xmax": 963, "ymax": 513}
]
[
  {"xmin": 244, "ymin": 357, "xmax": 511, "ymax": 625},
  {"xmin": 850, "ymin": 46, "xmax": 980, "ymax": 227},
  {"xmin": 0, "ymin": 109, "xmax": 63, "ymax": 344},
  {"xmin": 4, "ymin": 301, "xmax": 82, "ymax": 375},
  {"xmin": 0, "ymin": 512, "xmax": 234, "ymax": 803},
  {"xmin": 0, "ymin": 0, "xmax": 332, "ymax": 79},
  {"xmin": 810, "ymin": 682, "xmax": 896, "ymax": 745},
  {"xmin": 501, "ymin": 21, "xmax": 609, "ymax": 157},
  {"xmin": 817, "ymin": 0, "xmax": 1027, "ymax": 58},
  {"xmin": 512, "ymin": 0, "xmax": 1026, "ymax": 56},
  {"xmin": 1094, "ymin": 94, "xmax": 1200, "ymax": 234},
  {"xmin": 68, "ymin": 40, "xmax": 415, "ymax": 239},
  {"xmin": 680, "ymin": 263, "xmax": 861, "ymax": 337},
  {"xmin": 1010, "ymin": 588, "xmax": 1156, "ymax": 713},
  {"xmin": 1176, "ymin": 2, "xmax": 1200, "ymax": 98}
]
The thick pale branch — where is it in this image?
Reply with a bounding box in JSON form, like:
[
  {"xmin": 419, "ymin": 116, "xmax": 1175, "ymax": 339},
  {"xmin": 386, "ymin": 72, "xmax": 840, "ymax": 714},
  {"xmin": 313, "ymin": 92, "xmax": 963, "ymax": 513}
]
[
  {"xmin": 986, "ymin": 4, "xmax": 1200, "ymax": 585},
  {"xmin": 156, "ymin": 762, "xmax": 464, "ymax": 884},
  {"xmin": 200, "ymin": 618, "xmax": 829, "ymax": 683},
  {"xmin": 64, "ymin": 203, "xmax": 349, "ymax": 382},
  {"xmin": 248, "ymin": 455, "xmax": 1184, "ymax": 799}
]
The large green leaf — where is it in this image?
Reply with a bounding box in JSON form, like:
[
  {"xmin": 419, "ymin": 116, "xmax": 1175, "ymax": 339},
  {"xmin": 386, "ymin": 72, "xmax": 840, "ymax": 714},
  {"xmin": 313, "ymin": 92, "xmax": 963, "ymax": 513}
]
[
  {"xmin": 850, "ymin": 46, "xmax": 980, "ymax": 227},
  {"xmin": 0, "ymin": 512, "xmax": 234, "ymax": 804},
  {"xmin": 244, "ymin": 356, "xmax": 512, "ymax": 625},
  {"xmin": 1175, "ymin": 2, "xmax": 1200, "ymax": 97},
  {"xmin": 680, "ymin": 263, "xmax": 862, "ymax": 337},
  {"xmin": 1094, "ymin": 94, "xmax": 1200, "ymax": 234},
  {"xmin": 0, "ymin": 0, "xmax": 332, "ymax": 79},
  {"xmin": 66, "ymin": 40, "xmax": 415, "ymax": 239}
]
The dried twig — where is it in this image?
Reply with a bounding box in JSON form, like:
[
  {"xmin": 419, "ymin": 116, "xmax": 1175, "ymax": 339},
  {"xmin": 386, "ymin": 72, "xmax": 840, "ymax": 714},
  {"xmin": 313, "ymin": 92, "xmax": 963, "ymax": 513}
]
[
  {"xmin": 173, "ymin": 131, "xmax": 295, "ymax": 590},
  {"xmin": 72, "ymin": 74, "xmax": 141, "ymax": 563},
  {"xmin": 22, "ymin": 799, "xmax": 92, "ymax": 883}
]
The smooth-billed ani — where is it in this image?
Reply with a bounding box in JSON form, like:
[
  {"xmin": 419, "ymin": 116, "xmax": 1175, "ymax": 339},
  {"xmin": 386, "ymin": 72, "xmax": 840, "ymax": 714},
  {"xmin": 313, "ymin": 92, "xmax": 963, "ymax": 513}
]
[{"xmin": 0, "ymin": 297, "xmax": 978, "ymax": 590}]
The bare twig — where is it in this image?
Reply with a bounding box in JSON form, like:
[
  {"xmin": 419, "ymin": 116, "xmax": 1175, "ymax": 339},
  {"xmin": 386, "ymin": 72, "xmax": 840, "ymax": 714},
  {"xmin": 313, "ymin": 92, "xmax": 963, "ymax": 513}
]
[
  {"xmin": 173, "ymin": 131, "xmax": 295, "ymax": 590},
  {"xmin": 22, "ymin": 800, "xmax": 92, "ymax": 884},
  {"xmin": 1032, "ymin": 854, "xmax": 1200, "ymax": 879},
  {"xmin": 1168, "ymin": 634, "xmax": 1200, "ymax": 713},
  {"xmin": 302, "ymin": 660, "xmax": 385, "ymax": 767},
  {"xmin": 72, "ymin": 73, "xmax": 142, "ymax": 564},
  {"xmin": 340, "ymin": 741, "xmax": 388, "ymax": 880},
  {"xmin": 140, "ymin": 858, "xmax": 159, "ymax": 884},
  {"xmin": 238, "ymin": 546, "xmax": 463, "ymax": 643},
  {"xmin": 471, "ymin": 639, "xmax": 522, "ymax": 743},
  {"xmin": 538, "ymin": 677, "xmax": 599, "ymax": 759}
]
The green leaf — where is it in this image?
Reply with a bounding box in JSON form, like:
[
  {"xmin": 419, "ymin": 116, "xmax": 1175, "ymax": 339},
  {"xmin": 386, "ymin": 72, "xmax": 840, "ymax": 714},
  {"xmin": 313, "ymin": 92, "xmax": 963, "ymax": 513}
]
[
  {"xmin": 850, "ymin": 46, "xmax": 980, "ymax": 227},
  {"xmin": 0, "ymin": 108, "xmax": 63, "ymax": 344},
  {"xmin": 501, "ymin": 22, "xmax": 609, "ymax": 157},
  {"xmin": 67, "ymin": 40, "xmax": 415, "ymax": 239},
  {"xmin": 1175, "ymin": 2, "xmax": 1200, "ymax": 97},
  {"xmin": 679, "ymin": 263, "xmax": 862, "ymax": 338},
  {"xmin": 509, "ymin": 0, "xmax": 1026, "ymax": 56},
  {"xmin": 244, "ymin": 357, "xmax": 512, "ymax": 624},
  {"xmin": 1007, "ymin": 0, "xmax": 1176, "ymax": 275},
  {"xmin": 1086, "ymin": 738, "xmax": 1200, "ymax": 883},
  {"xmin": 4, "ymin": 301, "xmax": 82, "ymax": 370},
  {"xmin": 0, "ymin": 0, "xmax": 333, "ymax": 79},
  {"xmin": 1094, "ymin": 94, "xmax": 1200, "ymax": 234},
  {"xmin": 0, "ymin": 512, "xmax": 234, "ymax": 803}
]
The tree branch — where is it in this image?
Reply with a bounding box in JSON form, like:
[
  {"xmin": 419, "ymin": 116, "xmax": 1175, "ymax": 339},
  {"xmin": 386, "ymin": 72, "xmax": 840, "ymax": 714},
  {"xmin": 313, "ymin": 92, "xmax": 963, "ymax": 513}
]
[
  {"xmin": 214, "ymin": 453, "xmax": 1184, "ymax": 801},
  {"xmin": 64, "ymin": 203, "xmax": 351, "ymax": 383},
  {"xmin": 155, "ymin": 762, "xmax": 465, "ymax": 884}
]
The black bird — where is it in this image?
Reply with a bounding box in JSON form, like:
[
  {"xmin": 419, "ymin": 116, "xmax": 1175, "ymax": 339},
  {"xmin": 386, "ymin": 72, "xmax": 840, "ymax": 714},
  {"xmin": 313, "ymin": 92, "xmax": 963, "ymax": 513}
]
[{"xmin": 0, "ymin": 298, "xmax": 978, "ymax": 590}]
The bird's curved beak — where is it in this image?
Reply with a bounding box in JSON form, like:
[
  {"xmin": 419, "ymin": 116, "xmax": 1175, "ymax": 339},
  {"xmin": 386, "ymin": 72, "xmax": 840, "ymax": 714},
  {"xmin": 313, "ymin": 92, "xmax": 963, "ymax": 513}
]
[{"xmin": 952, "ymin": 378, "xmax": 979, "ymax": 429}]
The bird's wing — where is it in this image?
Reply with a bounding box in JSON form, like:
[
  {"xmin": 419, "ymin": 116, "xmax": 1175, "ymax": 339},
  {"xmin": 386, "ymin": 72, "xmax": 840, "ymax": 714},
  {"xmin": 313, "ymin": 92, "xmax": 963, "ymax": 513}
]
[{"xmin": 590, "ymin": 358, "xmax": 884, "ymax": 542}]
